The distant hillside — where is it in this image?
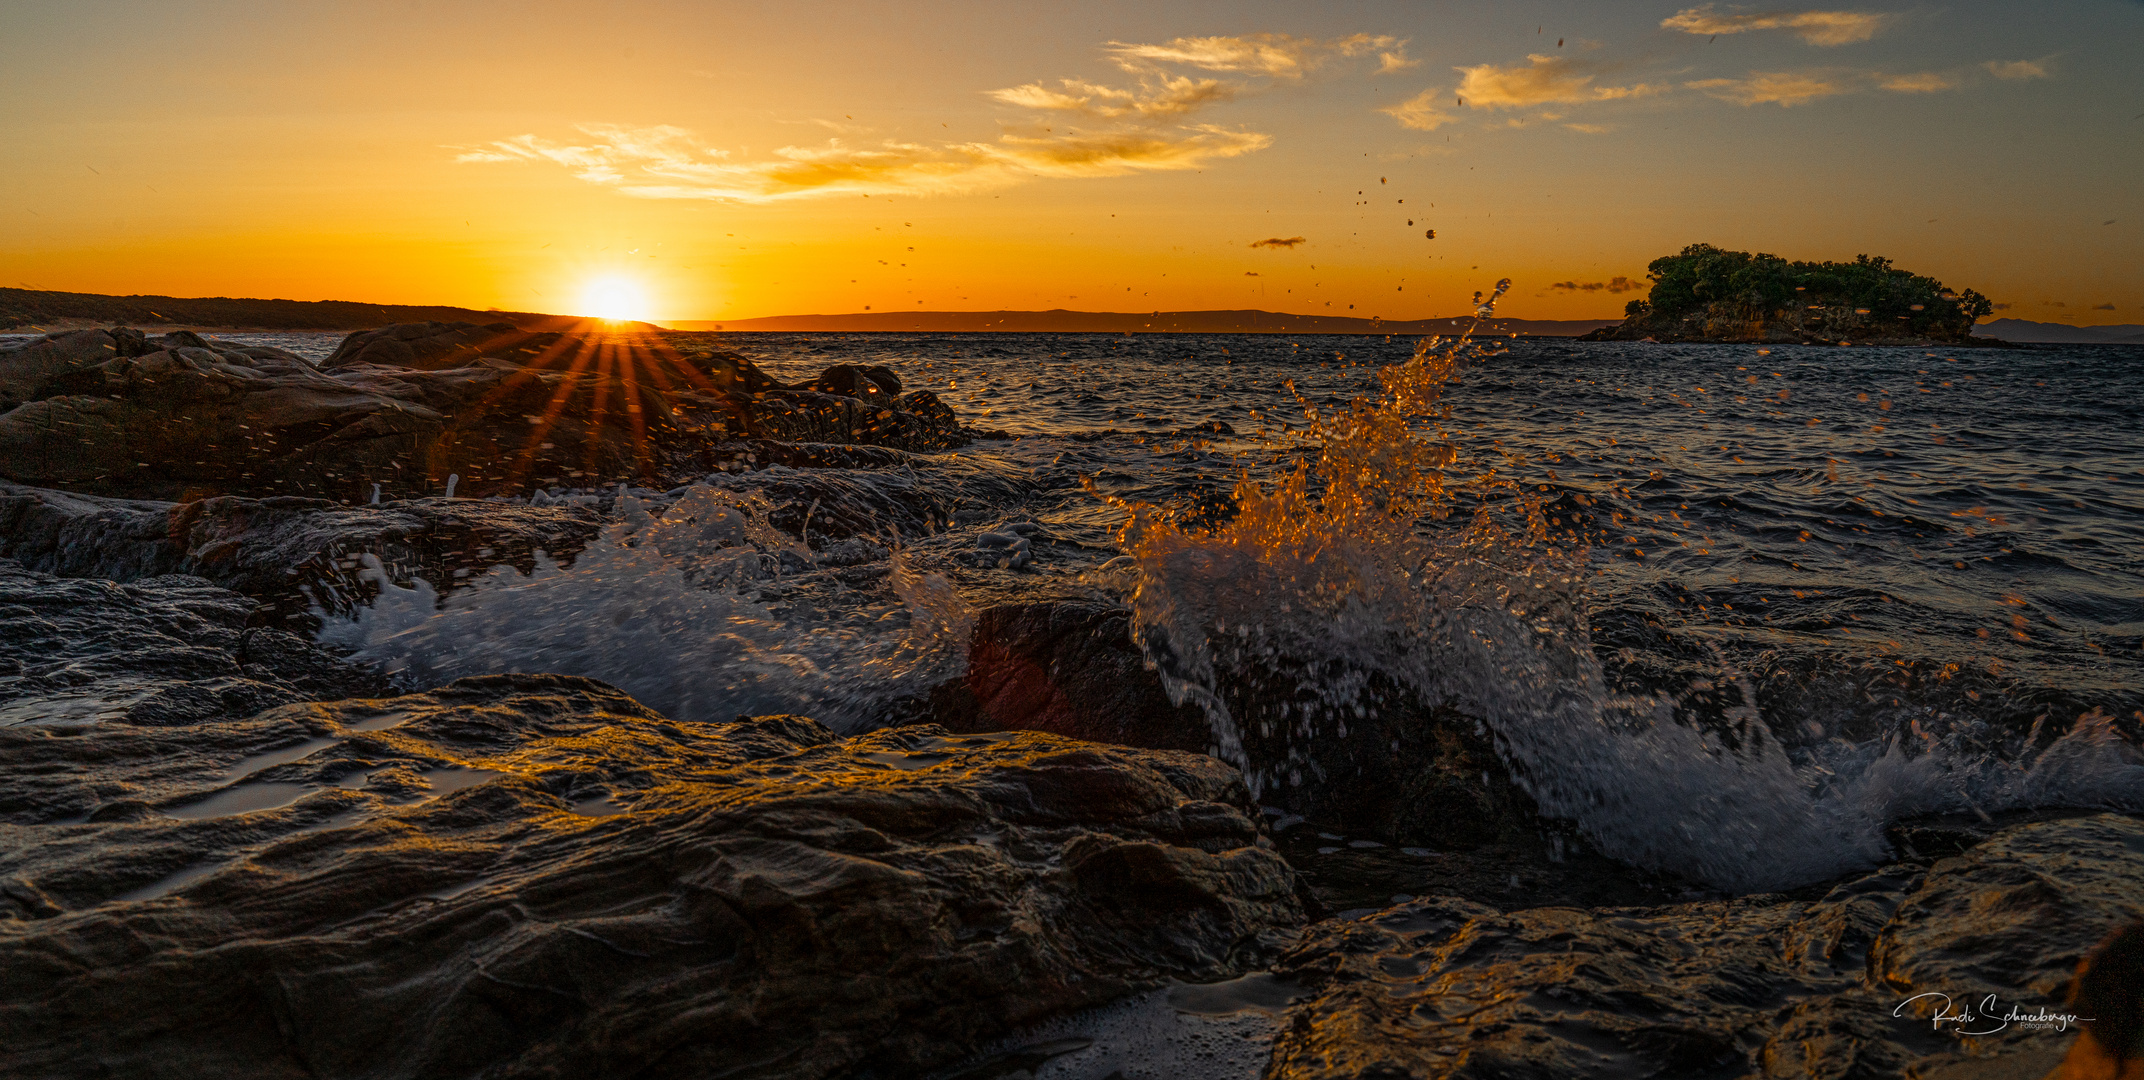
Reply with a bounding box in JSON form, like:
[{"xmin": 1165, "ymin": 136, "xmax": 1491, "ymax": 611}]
[
  {"xmin": 0, "ymin": 288, "xmax": 660, "ymax": 333},
  {"xmin": 1972, "ymin": 319, "xmax": 2144, "ymax": 344},
  {"xmin": 670, "ymin": 308, "xmax": 1615, "ymax": 337}
]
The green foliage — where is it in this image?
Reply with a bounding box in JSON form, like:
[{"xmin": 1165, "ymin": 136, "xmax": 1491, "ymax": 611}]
[{"xmin": 1639, "ymin": 244, "xmax": 1990, "ymax": 336}]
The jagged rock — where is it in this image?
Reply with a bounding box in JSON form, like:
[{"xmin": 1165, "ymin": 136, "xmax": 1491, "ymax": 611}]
[
  {"xmin": 0, "ymin": 479, "xmax": 603, "ymax": 622},
  {"xmin": 800, "ymin": 362, "xmax": 902, "ymax": 401},
  {"xmin": 320, "ymin": 320, "xmax": 548, "ymax": 370},
  {"xmin": 1265, "ymin": 813, "xmax": 2144, "ymax": 1079},
  {"xmin": 0, "ymin": 673, "xmax": 1303, "ymax": 1079},
  {"xmin": 924, "ymin": 601, "xmax": 1539, "ymax": 852},
  {"xmin": 933, "ymin": 602, "xmax": 1212, "ymax": 754},
  {"xmin": 0, "ymin": 559, "xmax": 387, "ymax": 727},
  {"xmin": 748, "ymin": 386, "xmax": 967, "ymax": 450},
  {"xmin": 0, "ymin": 326, "xmax": 969, "ymax": 502}
]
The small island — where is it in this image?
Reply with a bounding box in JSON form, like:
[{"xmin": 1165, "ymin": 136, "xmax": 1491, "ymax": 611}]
[{"xmin": 1580, "ymin": 244, "xmax": 1996, "ymax": 346}]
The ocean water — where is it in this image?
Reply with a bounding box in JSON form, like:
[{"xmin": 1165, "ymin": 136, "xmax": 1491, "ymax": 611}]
[{"xmin": 311, "ymin": 325, "xmax": 2144, "ymax": 892}]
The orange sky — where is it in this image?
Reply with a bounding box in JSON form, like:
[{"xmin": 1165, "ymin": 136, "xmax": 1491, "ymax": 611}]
[{"xmin": 4, "ymin": 1, "xmax": 2139, "ymax": 325}]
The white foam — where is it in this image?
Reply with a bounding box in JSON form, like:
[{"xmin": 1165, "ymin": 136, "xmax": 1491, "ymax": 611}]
[{"xmin": 319, "ymin": 486, "xmax": 971, "ymax": 730}]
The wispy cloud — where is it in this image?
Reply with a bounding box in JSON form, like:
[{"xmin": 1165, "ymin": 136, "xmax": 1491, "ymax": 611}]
[
  {"xmin": 1563, "ymin": 123, "xmax": 1614, "ymax": 134},
  {"xmin": 1105, "ymin": 33, "xmax": 1410, "ymax": 80},
  {"xmin": 1984, "ymin": 58, "xmax": 2052, "ymax": 81},
  {"xmin": 988, "ymin": 75, "xmax": 1235, "ymax": 119},
  {"xmin": 1686, "ymin": 71, "xmax": 1847, "ymax": 106},
  {"xmin": 1380, "ymin": 88, "xmax": 1457, "ymax": 130},
  {"xmin": 455, "ymin": 123, "xmax": 1271, "ymax": 202},
  {"xmin": 1454, "ymin": 55, "xmax": 1662, "ymax": 108},
  {"xmin": 1250, "ymin": 236, "xmax": 1307, "ymax": 248},
  {"xmin": 1880, "ymin": 72, "xmax": 1958, "ymax": 93},
  {"xmin": 1661, "ymin": 6, "xmax": 1892, "ymax": 46},
  {"xmin": 1552, "ymin": 276, "xmax": 1642, "ymax": 293}
]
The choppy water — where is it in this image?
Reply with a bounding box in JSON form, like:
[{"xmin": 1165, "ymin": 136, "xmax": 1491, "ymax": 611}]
[{"xmin": 316, "ymin": 324, "xmax": 2144, "ymax": 892}]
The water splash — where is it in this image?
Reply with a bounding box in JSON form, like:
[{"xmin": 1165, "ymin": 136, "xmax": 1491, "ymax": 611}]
[
  {"xmin": 1111, "ymin": 279, "xmax": 2143, "ymax": 892},
  {"xmin": 319, "ymin": 485, "xmax": 971, "ymax": 729}
]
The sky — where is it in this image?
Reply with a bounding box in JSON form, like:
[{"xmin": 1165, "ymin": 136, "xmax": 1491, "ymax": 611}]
[{"xmin": 4, "ymin": 0, "xmax": 2140, "ymax": 325}]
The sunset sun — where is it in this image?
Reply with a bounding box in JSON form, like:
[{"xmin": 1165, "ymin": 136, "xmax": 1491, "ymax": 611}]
[{"xmin": 579, "ymin": 275, "xmax": 650, "ymax": 322}]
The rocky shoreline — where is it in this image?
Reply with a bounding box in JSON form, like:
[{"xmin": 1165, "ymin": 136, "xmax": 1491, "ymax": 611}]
[
  {"xmin": 1577, "ymin": 304, "xmax": 2011, "ymax": 347},
  {"xmin": 2, "ymin": 323, "xmax": 2134, "ymax": 1078}
]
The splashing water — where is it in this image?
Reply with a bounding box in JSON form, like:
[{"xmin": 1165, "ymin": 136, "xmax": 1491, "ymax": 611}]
[
  {"xmin": 1113, "ymin": 279, "xmax": 2144, "ymax": 893},
  {"xmin": 319, "ymin": 486, "xmax": 973, "ymax": 729}
]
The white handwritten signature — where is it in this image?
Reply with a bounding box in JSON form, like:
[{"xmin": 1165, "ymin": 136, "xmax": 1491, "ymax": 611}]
[{"xmin": 1894, "ymin": 993, "xmax": 2092, "ymax": 1036}]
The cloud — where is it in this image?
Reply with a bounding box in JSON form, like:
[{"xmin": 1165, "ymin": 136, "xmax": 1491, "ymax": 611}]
[
  {"xmin": 1564, "ymin": 122, "xmax": 1614, "ymax": 133},
  {"xmin": 1381, "ymin": 88, "xmax": 1457, "ymax": 130},
  {"xmin": 1105, "ymin": 33, "xmax": 1409, "ymax": 80},
  {"xmin": 2093, "ymin": 303, "xmax": 2117, "ymax": 310},
  {"xmin": 1687, "ymin": 71, "xmax": 1846, "ymax": 106},
  {"xmin": 456, "ymin": 122, "xmax": 1272, "ymax": 202},
  {"xmin": 1880, "ymin": 72, "xmax": 1958, "ymax": 93},
  {"xmin": 1454, "ymin": 55, "xmax": 1662, "ymax": 108},
  {"xmin": 1551, "ymin": 276, "xmax": 1642, "ymax": 293},
  {"xmin": 1661, "ymin": 6, "xmax": 1892, "ymax": 46},
  {"xmin": 1250, "ymin": 236, "xmax": 1306, "ymax": 248},
  {"xmin": 988, "ymin": 75, "xmax": 1236, "ymax": 119},
  {"xmin": 1984, "ymin": 58, "xmax": 2051, "ymax": 80}
]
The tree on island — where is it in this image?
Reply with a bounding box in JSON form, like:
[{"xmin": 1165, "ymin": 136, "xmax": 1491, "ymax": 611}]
[{"xmin": 1595, "ymin": 244, "xmax": 1993, "ymax": 343}]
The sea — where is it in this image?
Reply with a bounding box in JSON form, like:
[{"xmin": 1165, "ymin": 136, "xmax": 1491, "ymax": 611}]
[{"xmin": 173, "ymin": 324, "xmax": 2144, "ymax": 896}]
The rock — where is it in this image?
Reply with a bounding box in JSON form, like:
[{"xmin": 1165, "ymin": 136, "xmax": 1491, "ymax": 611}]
[
  {"xmin": 930, "ymin": 602, "xmax": 1541, "ymax": 853},
  {"xmin": 932, "ymin": 602, "xmax": 1211, "ymax": 755},
  {"xmin": 320, "ymin": 320, "xmax": 541, "ymax": 370},
  {"xmin": 0, "ymin": 324, "xmax": 967, "ymax": 503},
  {"xmin": 1265, "ymin": 813, "xmax": 2144, "ymax": 1079},
  {"xmin": 801, "ymin": 362, "xmax": 901, "ymax": 400},
  {"xmin": 0, "ymin": 558, "xmax": 387, "ymax": 728},
  {"xmin": 748, "ymin": 387, "xmax": 966, "ymax": 451},
  {"xmin": 0, "ymin": 479, "xmax": 604, "ymax": 624},
  {"xmin": 0, "ymin": 673, "xmax": 1303, "ymax": 1079}
]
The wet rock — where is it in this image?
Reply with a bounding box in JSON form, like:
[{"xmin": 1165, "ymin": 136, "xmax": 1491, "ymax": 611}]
[
  {"xmin": 749, "ymin": 387, "xmax": 967, "ymax": 451},
  {"xmin": 0, "ymin": 323, "xmax": 967, "ymax": 503},
  {"xmin": 0, "ymin": 673, "xmax": 1303, "ymax": 1079},
  {"xmin": 1265, "ymin": 813, "xmax": 2144, "ymax": 1079},
  {"xmin": 933, "ymin": 602, "xmax": 1211, "ymax": 755},
  {"xmin": 921, "ymin": 601, "xmax": 1547, "ymax": 869},
  {"xmin": 0, "ymin": 479, "xmax": 603, "ymax": 622},
  {"xmin": 0, "ymin": 559, "xmax": 387, "ymax": 728},
  {"xmin": 801, "ymin": 362, "xmax": 902, "ymax": 401},
  {"xmin": 320, "ymin": 320, "xmax": 546, "ymax": 371}
]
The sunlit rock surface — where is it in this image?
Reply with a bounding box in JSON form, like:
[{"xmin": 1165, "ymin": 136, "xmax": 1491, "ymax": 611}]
[
  {"xmin": 0, "ymin": 673, "xmax": 1303, "ymax": 1080},
  {"xmin": 1266, "ymin": 813, "xmax": 2144, "ymax": 1079},
  {"xmin": 0, "ymin": 325, "xmax": 970, "ymax": 503}
]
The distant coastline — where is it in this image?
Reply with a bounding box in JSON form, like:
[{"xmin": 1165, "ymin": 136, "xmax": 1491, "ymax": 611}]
[
  {"xmin": 6, "ymin": 287, "xmax": 2135, "ymax": 344},
  {"xmin": 669, "ymin": 309, "xmax": 1619, "ymax": 337},
  {"xmin": 0, "ymin": 287, "xmax": 660, "ymax": 334}
]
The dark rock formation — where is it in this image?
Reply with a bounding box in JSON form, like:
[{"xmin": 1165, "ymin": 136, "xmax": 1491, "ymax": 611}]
[
  {"xmin": 320, "ymin": 320, "xmax": 553, "ymax": 370},
  {"xmin": 0, "ymin": 559, "xmax": 387, "ymax": 727},
  {"xmin": 0, "ymin": 479, "xmax": 604, "ymax": 624},
  {"xmin": 1266, "ymin": 813, "xmax": 2144, "ymax": 1079},
  {"xmin": 0, "ymin": 673, "xmax": 1303, "ymax": 1079},
  {"xmin": 0, "ymin": 325, "xmax": 968, "ymax": 503},
  {"xmin": 799, "ymin": 362, "xmax": 901, "ymax": 401},
  {"xmin": 927, "ymin": 601, "xmax": 1542, "ymax": 852},
  {"xmin": 934, "ymin": 602, "xmax": 1212, "ymax": 754}
]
